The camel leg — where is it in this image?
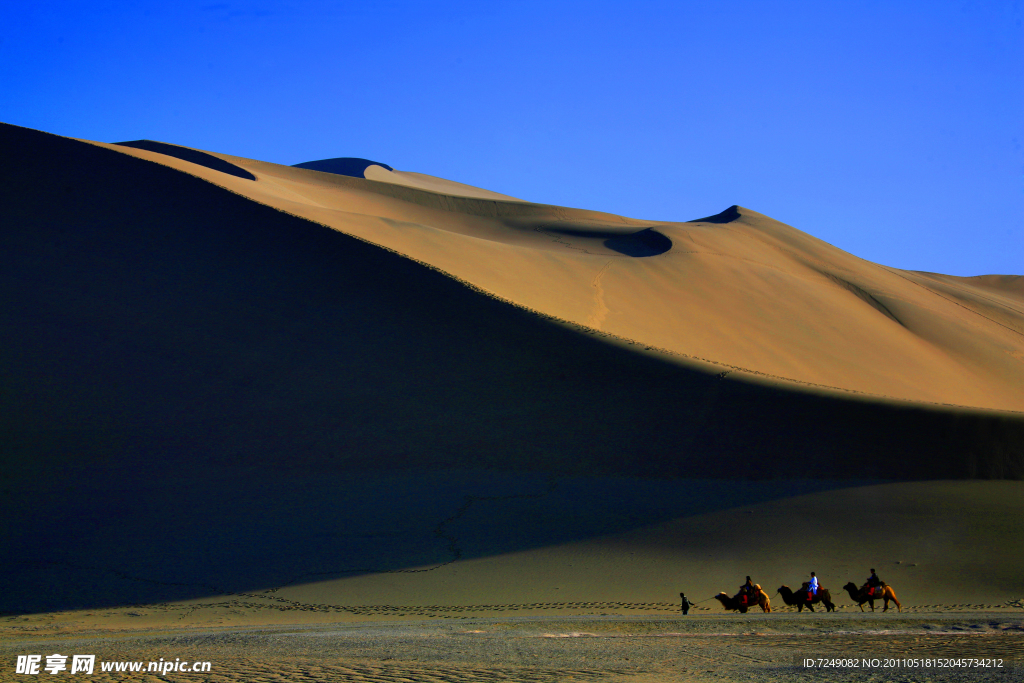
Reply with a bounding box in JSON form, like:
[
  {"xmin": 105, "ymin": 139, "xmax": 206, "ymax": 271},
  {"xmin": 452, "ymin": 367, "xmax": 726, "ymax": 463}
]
[{"xmin": 889, "ymin": 591, "xmax": 902, "ymax": 613}]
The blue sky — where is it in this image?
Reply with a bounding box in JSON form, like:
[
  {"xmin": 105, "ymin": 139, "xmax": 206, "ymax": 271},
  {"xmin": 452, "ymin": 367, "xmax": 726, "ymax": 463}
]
[{"xmin": 3, "ymin": 1, "xmax": 1021, "ymax": 276}]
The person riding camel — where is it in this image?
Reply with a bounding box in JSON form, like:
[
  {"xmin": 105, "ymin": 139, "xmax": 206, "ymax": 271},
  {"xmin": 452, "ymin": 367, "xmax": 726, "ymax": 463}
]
[
  {"xmin": 738, "ymin": 576, "xmax": 756, "ymax": 606},
  {"xmin": 864, "ymin": 568, "xmax": 882, "ymax": 597},
  {"xmin": 807, "ymin": 572, "xmax": 819, "ymax": 601}
]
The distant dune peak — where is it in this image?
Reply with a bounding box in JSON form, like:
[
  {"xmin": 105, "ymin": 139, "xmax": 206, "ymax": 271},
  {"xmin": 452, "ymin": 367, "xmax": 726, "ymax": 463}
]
[
  {"xmin": 689, "ymin": 205, "xmax": 742, "ymax": 224},
  {"xmin": 291, "ymin": 157, "xmax": 394, "ymax": 178},
  {"xmin": 114, "ymin": 139, "xmax": 256, "ymax": 180}
]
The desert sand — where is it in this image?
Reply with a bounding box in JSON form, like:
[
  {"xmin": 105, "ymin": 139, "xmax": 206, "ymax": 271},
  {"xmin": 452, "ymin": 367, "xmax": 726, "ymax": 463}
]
[{"xmin": 1, "ymin": 121, "xmax": 1023, "ymax": 680}]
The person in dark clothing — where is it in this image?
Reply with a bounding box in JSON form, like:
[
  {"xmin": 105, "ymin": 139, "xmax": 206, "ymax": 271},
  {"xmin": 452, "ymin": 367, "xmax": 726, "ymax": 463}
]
[
  {"xmin": 680, "ymin": 592, "xmax": 694, "ymax": 615},
  {"xmin": 864, "ymin": 568, "xmax": 883, "ymax": 597},
  {"xmin": 738, "ymin": 576, "xmax": 756, "ymax": 605}
]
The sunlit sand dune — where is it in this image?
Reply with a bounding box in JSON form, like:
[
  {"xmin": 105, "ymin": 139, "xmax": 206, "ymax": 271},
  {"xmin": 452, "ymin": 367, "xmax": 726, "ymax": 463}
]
[
  {"xmin": 1, "ymin": 122, "xmax": 1022, "ymax": 629},
  {"xmin": 102, "ymin": 136, "xmax": 1024, "ymax": 412}
]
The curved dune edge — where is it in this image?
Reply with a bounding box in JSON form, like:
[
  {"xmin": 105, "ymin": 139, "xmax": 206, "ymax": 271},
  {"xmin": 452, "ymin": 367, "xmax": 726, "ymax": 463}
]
[
  {"xmin": 114, "ymin": 139, "xmax": 256, "ymax": 180},
  {"xmin": 98, "ymin": 154, "xmax": 1019, "ymax": 413},
  {"xmin": 88, "ymin": 132, "xmax": 1024, "ymax": 413},
  {"xmin": 363, "ymin": 164, "xmax": 524, "ymax": 201}
]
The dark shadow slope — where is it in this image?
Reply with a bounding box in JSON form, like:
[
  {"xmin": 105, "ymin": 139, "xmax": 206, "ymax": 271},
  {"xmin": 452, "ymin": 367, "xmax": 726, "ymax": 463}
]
[
  {"xmin": 115, "ymin": 139, "xmax": 256, "ymax": 180},
  {"xmin": 2, "ymin": 122, "xmax": 1023, "ymax": 613},
  {"xmin": 292, "ymin": 157, "xmax": 394, "ymax": 177}
]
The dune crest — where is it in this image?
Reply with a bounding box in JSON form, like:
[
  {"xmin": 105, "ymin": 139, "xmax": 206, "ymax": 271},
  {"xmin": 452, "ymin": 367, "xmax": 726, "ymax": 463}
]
[
  {"xmin": 292, "ymin": 156, "xmax": 523, "ymax": 202},
  {"xmin": 96, "ymin": 135, "xmax": 1024, "ymax": 413},
  {"xmin": 114, "ymin": 139, "xmax": 256, "ymax": 180},
  {"xmin": 363, "ymin": 165, "xmax": 524, "ymax": 202}
]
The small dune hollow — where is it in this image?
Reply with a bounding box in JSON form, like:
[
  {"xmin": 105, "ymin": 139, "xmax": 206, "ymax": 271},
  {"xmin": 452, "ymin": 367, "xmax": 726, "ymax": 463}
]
[
  {"xmin": 542, "ymin": 226, "xmax": 672, "ymax": 257},
  {"xmin": 604, "ymin": 228, "xmax": 672, "ymax": 257},
  {"xmin": 292, "ymin": 157, "xmax": 394, "ymax": 178}
]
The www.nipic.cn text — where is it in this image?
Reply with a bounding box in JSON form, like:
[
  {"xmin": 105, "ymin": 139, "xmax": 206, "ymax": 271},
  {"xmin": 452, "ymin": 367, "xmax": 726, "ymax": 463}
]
[{"xmin": 15, "ymin": 654, "xmax": 212, "ymax": 675}]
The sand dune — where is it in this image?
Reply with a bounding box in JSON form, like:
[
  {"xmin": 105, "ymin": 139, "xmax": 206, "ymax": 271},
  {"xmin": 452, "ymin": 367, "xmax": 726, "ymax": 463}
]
[
  {"xmin": 1, "ymin": 121, "xmax": 1023, "ymax": 631},
  {"xmin": 94, "ymin": 136, "xmax": 1024, "ymax": 413}
]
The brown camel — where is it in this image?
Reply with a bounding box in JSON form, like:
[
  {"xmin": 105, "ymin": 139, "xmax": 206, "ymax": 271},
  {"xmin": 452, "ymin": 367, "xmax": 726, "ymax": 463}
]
[
  {"xmin": 714, "ymin": 587, "xmax": 771, "ymax": 613},
  {"xmin": 777, "ymin": 585, "xmax": 835, "ymax": 612},
  {"xmin": 842, "ymin": 582, "xmax": 901, "ymax": 612}
]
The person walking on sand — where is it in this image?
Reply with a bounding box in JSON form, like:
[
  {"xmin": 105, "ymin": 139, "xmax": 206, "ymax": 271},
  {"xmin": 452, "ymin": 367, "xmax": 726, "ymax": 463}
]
[
  {"xmin": 807, "ymin": 572, "xmax": 819, "ymax": 601},
  {"xmin": 680, "ymin": 592, "xmax": 694, "ymax": 615}
]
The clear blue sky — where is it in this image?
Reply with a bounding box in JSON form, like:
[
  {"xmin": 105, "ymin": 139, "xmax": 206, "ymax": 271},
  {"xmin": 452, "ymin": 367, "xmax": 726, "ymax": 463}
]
[{"xmin": 3, "ymin": 1, "xmax": 1021, "ymax": 276}]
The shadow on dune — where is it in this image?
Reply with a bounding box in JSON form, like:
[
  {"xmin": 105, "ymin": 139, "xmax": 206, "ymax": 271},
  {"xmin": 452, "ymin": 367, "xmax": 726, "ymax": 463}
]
[
  {"xmin": 2, "ymin": 122, "xmax": 1023, "ymax": 614},
  {"xmin": 541, "ymin": 227, "xmax": 672, "ymax": 257},
  {"xmin": 292, "ymin": 157, "xmax": 394, "ymax": 177},
  {"xmin": 114, "ymin": 139, "xmax": 256, "ymax": 180},
  {"xmin": 604, "ymin": 228, "xmax": 672, "ymax": 256}
]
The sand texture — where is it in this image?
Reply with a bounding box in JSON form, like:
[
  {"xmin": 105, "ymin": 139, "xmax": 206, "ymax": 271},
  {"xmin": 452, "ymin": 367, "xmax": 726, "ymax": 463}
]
[
  {"xmin": 2, "ymin": 616, "xmax": 1023, "ymax": 682},
  {"xmin": 2, "ymin": 121, "xmax": 1023, "ymax": 679}
]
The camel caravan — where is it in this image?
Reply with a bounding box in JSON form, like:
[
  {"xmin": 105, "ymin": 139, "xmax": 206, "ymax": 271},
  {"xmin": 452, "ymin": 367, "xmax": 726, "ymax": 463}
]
[{"xmin": 710, "ymin": 569, "xmax": 900, "ymax": 614}]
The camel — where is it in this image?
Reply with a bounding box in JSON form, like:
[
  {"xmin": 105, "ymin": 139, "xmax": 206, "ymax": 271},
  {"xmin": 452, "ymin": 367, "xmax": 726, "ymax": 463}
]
[
  {"xmin": 777, "ymin": 585, "xmax": 835, "ymax": 612},
  {"xmin": 714, "ymin": 587, "xmax": 771, "ymax": 613},
  {"xmin": 842, "ymin": 582, "xmax": 901, "ymax": 612}
]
